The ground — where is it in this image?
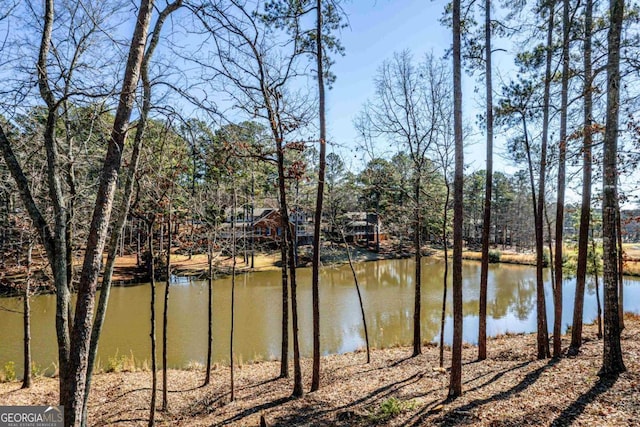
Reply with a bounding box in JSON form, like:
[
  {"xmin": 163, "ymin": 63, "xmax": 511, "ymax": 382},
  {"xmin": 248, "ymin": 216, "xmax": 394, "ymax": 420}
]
[{"xmin": 1, "ymin": 316, "xmax": 638, "ymax": 426}]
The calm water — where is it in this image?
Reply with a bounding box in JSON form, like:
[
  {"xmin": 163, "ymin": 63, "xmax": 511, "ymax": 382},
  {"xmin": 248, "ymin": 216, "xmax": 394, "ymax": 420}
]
[{"xmin": 0, "ymin": 258, "xmax": 639, "ymax": 375}]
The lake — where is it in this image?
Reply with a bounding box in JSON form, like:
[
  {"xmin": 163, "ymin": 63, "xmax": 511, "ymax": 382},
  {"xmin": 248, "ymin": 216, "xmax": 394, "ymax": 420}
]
[{"xmin": 0, "ymin": 258, "xmax": 638, "ymax": 376}]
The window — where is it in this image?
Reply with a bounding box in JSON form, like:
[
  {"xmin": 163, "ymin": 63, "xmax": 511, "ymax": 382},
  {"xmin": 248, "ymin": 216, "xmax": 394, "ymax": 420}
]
[{"xmin": 266, "ymin": 227, "xmax": 271, "ymax": 236}]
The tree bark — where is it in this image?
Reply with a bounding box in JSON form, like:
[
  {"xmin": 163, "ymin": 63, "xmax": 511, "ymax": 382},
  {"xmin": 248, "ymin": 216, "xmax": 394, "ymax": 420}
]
[
  {"xmin": 413, "ymin": 175, "xmax": 422, "ymax": 357},
  {"xmin": 478, "ymin": 0, "xmax": 493, "ymax": 362},
  {"xmin": 449, "ymin": 0, "xmax": 464, "ymax": 399},
  {"xmin": 82, "ymin": 1, "xmax": 181, "ymax": 418},
  {"xmin": 615, "ymin": 199, "xmax": 624, "ymax": 329},
  {"xmin": 162, "ymin": 207, "xmax": 172, "ymax": 411},
  {"xmin": 311, "ymin": 0, "xmax": 326, "ymax": 392},
  {"xmin": 22, "ymin": 242, "xmax": 33, "ymax": 389},
  {"xmin": 535, "ymin": 0, "xmax": 553, "ymax": 360},
  {"xmin": 62, "ymin": 1, "xmax": 154, "ymax": 424},
  {"xmin": 553, "ymin": 0, "xmax": 571, "ymax": 358},
  {"xmin": 569, "ymin": 0, "xmax": 593, "ymax": 355},
  {"xmin": 148, "ymin": 219, "xmax": 158, "ymax": 427},
  {"xmin": 600, "ymin": 0, "xmax": 626, "ymax": 376},
  {"xmin": 204, "ymin": 243, "xmax": 214, "ymax": 386},
  {"xmin": 440, "ymin": 181, "xmax": 450, "ymax": 368}
]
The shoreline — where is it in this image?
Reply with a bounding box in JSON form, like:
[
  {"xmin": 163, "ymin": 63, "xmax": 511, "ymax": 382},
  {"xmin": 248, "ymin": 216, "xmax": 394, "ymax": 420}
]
[
  {"xmin": 1, "ymin": 316, "xmax": 638, "ymax": 426},
  {"xmin": 2, "ymin": 243, "xmax": 639, "ymax": 297}
]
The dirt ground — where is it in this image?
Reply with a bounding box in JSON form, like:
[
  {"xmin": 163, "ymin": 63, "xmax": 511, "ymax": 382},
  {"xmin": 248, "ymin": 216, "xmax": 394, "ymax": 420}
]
[{"xmin": 1, "ymin": 316, "xmax": 638, "ymax": 426}]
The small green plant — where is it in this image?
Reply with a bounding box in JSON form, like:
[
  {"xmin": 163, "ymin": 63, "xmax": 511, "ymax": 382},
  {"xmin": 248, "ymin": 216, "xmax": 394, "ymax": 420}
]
[
  {"xmin": 31, "ymin": 362, "xmax": 43, "ymax": 378},
  {"xmin": 106, "ymin": 352, "xmax": 126, "ymax": 373},
  {"xmin": 488, "ymin": 250, "xmax": 501, "ymax": 263},
  {"xmin": 1, "ymin": 361, "xmax": 16, "ymax": 382},
  {"xmin": 370, "ymin": 397, "xmax": 416, "ymax": 422}
]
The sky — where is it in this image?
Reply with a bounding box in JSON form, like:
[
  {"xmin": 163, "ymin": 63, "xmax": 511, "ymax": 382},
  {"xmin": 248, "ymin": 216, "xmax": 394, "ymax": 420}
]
[{"xmin": 324, "ymin": 0, "xmax": 499, "ymax": 173}]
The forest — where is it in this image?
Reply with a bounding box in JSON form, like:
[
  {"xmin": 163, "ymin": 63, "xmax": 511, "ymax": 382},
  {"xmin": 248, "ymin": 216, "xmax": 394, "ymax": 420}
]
[{"xmin": 0, "ymin": 0, "xmax": 639, "ymax": 426}]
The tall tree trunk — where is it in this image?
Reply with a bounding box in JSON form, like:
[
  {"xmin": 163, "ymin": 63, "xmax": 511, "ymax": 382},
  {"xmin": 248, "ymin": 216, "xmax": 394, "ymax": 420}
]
[
  {"xmin": 615, "ymin": 199, "xmax": 624, "ymax": 329},
  {"xmin": 553, "ymin": 0, "xmax": 571, "ymax": 358},
  {"xmin": 335, "ymin": 223, "xmax": 370, "ymax": 363},
  {"xmin": 230, "ymin": 190, "xmax": 237, "ymax": 401},
  {"xmin": 599, "ymin": 0, "xmax": 626, "ymax": 376},
  {"xmin": 535, "ymin": 0, "xmax": 553, "ymax": 360},
  {"xmin": 449, "ymin": 0, "xmax": 464, "ymax": 399},
  {"xmin": 413, "ymin": 176, "xmax": 422, "ymax": 357},
  {"xmin": 569, "ymin": 0, "xmax": 593, "ymax": 355},
  {"xmin": 279, "ymin": 242, "xmax": 289, "ymax": 378},
  {"xmin": 204, "ymin": 241, "xmax": 214, "ymax": 386},
  {"xmin": 478, "ymin": 0, "xmax": 493, "ymax": 361},
  {"xmin": 162, "ymin": 208, "xmax": 172, "ymax": 411},
  {"xmin": 273, "ymin": 131, "xmax": 302, "ymax": 396},
  {"xmin": 36, "ymin": 0, "xmax": 72, "ymax": 406},
  {"xmin": 22, "ymin": 241, "xmax": 33, "ymax": 389},
  {"xmin": 148, "ymin": 220, "xmax": 158, "ymax": 427},
  {"xmin": 440, "ymin": 182, "xmax": 450, "ymax": 368},
  {"xmin": 591, "ymin": 226, "xmax": 603, "ymax": 339},
  {"xmin": 311, "ymin": 0, "xmax": 326, "ymax": 392},
  {"xmin": 82, "ymin": 0, "xmax": 180, "ymax": 415},
  {"xmin": 63, "ymin": 2, "xmax": 154, "ymax": 424}
]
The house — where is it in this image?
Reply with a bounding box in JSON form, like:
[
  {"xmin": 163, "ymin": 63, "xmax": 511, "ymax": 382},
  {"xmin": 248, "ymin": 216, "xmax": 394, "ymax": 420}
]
[
  {"xmin": 220, "ymin": 207, "xmax": 313, "ymax": 245},
  {"xmin": 341, "ymin": 212, "xmax": 385, "ymax": 244}
]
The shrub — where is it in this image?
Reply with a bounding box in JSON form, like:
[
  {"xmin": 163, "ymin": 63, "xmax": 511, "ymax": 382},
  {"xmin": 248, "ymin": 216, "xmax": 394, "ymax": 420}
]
[
  {"xmin": 488, "ymin": 250, "xmax": 501, "ymax": 263},
  {"xmin": 370, "ymin": 397, "xmax": 416, "ymax": 422},
  {"xmin": 1, "ymin": 361, "xmax": 16, "ymax": 382}
]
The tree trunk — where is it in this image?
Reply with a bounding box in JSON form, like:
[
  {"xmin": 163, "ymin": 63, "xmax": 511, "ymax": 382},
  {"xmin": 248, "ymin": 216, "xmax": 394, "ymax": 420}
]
[
  {"xmin": 615, "ymin": 199, "xmax": 624, "ymax": 329},
  {"xmin": 148, "ymin": 220, "xmax": 158, "ymax": 427},
  {"xmin": 553, "ymin": 0, "xmax": 571, "ymax": 358},
  {"xmin": 569, "ymin": 0, "xmax": 593, "ymax": 356},
  {"xmin": 413, "ymin": 176, "xmax": 422, "ymax": 357},
  {"xmin": 311, "ymin": 0, "xmax": 326, "ymax": 392},
  {"xmin": 535, "ymin": 0, "xmax": 553, "ymax": 360},
  {"xmin": 63, "ymin": 2, "xmax": 154, "ymax": 424},
  {"xmin": 230, "ymin": 189, "xmax": 237, "ymax": 401},
  {"xmin": 279, "ymin": 242, "xmax": 289, "ymax": 378},
  {"xmin": 449, "ymin": 0, "xmax": 464, "ymax": 399},
  {"xmin": 337, "ymin": 226, "xmax": 370, "ymax": 363},
  {"xmin": 440, "ymin": 182, "xmax": 450, "ymax": 368},
  {"xmin": 22, "ymin": 242, "xmax": 33, "ymax": 389},
  {"xmin": 478, "ymin": 0, "xmax": 493, "ymax": 362},
  {"xmin": 82, "ymin": 0, "xmax": 178, "ymax": 413},
  {"xmin": 204, "ymin": 242, "xmax": 213, "ymax": 386},
  {"xmin": 592, "ymin": 228, "xmax": 603, "ymax": 339},
  {"xmin": 599, "ymin": 0, "xmax": 626, "ymax": 376},
  {"xmin": 162, "ymin": 208, "xmax": 172, "ymax": 411}
]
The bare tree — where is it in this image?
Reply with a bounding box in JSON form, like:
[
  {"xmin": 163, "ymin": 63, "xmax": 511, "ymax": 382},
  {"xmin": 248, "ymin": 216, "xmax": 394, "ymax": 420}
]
[
  {"xmin": 191, "ymin": 1, "xmax": 313, "ymax": 397},
  {"xmin": 356, "ymin": 51, "xmax": 446, "ymax": 357},
  {"xmin": 0, "ymin": 1, "xmax": 154, "ymax": 424}
]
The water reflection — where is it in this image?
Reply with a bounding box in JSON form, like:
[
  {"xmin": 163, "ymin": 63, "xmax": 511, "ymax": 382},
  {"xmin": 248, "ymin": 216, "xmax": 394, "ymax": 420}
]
[{"xmin": 0, "ymin": 259, "xmax": 638, "ymax": 376}]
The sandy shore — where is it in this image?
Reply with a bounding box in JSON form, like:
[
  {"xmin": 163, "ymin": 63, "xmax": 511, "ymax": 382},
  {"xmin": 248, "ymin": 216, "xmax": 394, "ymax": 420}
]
[{"xmin": 1, "ymin": 316, "xmax": 638, "ymax": 426}]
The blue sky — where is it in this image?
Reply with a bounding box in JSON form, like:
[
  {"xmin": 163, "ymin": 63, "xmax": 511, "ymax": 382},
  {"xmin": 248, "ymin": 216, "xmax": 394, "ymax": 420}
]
[{"xmin": 325, "ymin": 0, "xmax": 498, "ymax": 173}]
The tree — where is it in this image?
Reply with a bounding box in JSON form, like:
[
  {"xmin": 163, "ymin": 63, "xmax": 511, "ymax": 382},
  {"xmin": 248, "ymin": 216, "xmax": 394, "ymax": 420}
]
[
  {"xmin": 478, "ymin": 0, "xmax": 494, "ymax": 362},
  {"xmin": 552, "ymin": 0, "xmax": 572, "ymax": 358},
  {"xmin": 569, "ymin": 0, "xmax": 594, "ymax": 356},
  {"xmin": 0, "ymin": 1, "xmax": 154, "ymax": 424},
  {"xmin": 192, "ymin": 1, "xmax": 313, "ymax": 397},
  {"xmin": 356, "ymin": 51, "xmax": 448, "ymax": 356},
  {"xmin": 449, "ymin": 0, "xmax": 464, "ymax": 399},
  {"xmin": 83, "ymin": 4, "xmax": 182, "ymax": 423},
  {"xmin": 599, "ymin": 0, "xmax": 626, "ymax": 377}
]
